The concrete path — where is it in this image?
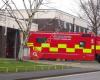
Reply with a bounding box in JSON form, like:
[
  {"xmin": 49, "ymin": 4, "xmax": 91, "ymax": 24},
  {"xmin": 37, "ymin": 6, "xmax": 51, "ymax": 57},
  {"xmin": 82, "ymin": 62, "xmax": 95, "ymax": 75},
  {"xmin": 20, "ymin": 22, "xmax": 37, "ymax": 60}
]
[{"xmin": 32, "ymin": 60, "xmax": 100, "ymax": 69}]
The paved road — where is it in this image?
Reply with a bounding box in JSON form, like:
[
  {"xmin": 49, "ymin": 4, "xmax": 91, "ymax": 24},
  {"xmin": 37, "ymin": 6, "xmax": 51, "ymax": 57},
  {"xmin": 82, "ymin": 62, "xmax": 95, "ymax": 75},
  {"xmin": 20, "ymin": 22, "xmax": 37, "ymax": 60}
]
[{"xmin": 34, "ymin": 71, "xmax": 100, "ymax": 80}]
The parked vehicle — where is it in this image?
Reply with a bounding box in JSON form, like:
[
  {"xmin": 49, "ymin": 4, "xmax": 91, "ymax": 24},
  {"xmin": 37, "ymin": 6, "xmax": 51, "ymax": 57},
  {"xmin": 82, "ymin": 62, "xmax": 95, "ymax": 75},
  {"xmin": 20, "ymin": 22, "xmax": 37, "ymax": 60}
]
[{"xmin": 27, "ymin": 32, "xmax": 100, "ymax": 62}]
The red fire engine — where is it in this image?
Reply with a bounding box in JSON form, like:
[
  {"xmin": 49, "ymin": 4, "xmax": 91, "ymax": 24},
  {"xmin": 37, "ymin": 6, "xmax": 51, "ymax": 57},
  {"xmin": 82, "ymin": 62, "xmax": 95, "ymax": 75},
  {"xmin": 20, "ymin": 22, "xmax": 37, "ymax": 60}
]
[{"xmin": 27, "ymin": 32, "xmax": 100, "ymax": 62}]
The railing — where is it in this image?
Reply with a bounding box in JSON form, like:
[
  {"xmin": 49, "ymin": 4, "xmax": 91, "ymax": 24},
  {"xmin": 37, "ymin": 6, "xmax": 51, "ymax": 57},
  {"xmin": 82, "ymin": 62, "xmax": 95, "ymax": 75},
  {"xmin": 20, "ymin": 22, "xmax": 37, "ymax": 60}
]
[
  {"xmin": 0, "ymin": 67, "xmax": 8, "ymax": 72},
  {"xmin": 0, "ymin": 65, "xmax": 67, "ymax": 72}
]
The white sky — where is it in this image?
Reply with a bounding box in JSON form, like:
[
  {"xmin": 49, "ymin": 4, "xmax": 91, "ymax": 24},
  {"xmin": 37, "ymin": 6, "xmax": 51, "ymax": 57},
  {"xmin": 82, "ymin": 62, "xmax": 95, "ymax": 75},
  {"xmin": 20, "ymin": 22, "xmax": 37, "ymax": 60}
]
[
  {"xmin": 0, "ymin": 0, "xmax": 80, "ymax": 16},
  {"xmin": 44, "ymin": 0, "xmax": 80, "ymax": 16}
]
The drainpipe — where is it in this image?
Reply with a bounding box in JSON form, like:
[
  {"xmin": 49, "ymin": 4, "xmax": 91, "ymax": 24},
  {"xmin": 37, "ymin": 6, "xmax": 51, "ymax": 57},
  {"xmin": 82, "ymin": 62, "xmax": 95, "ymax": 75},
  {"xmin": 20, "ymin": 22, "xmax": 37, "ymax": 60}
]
[
  {"xmin": 73, "ymin": 18, "xmax": 75, "ymax": 32},
  {"xmin": 14, "ymin": 30, "xmax": 17, "ymax": 59}
]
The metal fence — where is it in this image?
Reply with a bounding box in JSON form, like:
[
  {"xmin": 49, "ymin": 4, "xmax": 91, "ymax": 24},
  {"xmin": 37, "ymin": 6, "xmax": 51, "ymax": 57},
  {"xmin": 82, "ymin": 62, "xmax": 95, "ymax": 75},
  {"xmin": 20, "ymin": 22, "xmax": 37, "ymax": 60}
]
[{"xmin": 0, "ymin": 65, "xmax": 67, "ymax": 72}]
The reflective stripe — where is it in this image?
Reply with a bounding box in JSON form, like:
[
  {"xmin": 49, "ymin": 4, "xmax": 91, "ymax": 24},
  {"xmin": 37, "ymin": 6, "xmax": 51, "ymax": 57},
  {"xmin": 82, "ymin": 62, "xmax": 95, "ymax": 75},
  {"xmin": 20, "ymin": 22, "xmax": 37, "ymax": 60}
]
[
  {"xmin": 75, "ymin": 45, "xmax": 80, "ymax": 49},
  {"xmin": 27, "ymin": 43, "xmax": 33, "ymax": 46},
  {"xmin": 83, "ymin": 49, "xmax": 91, "ymax": 53},
  {"xmin": 75, "ymin": 45, "xmax": 84, "ymax": 49},
  {"xmin": 66, "ymin": 48, "xmax": 75, "ymax": 52},
  {"xmin": 91, "ymin": 45, "xmax": 94, "ymax": 49},
  {"xmin": 96, "ymin": 46, "xmax": 100, "ymax": 50},
  {"xmin": 27, "ymin": 45, "xmax": 33, "ymax": 46},
  {"xmin": 75, "ymin": 45, "xmax": 83, "ymax": 49},
  {"xmin": 58, "ymin": 44, "xmax": 67, "ymax": 48},
  {"xmin": 50, "ymin": 47, "xmax": 58, "ymax": 52},
  {"xmin": 35, "ymin": 47, "xmax": 42, "ymax": 51},
  {"xmin": 29, "ymin": 43, "xmax": 95, "ymax": 53},
  {"xmin": 42, "ymin": 43, "xmax": 50, "ymax": 47},
  {"xmin": 27, "ymin": 43, "xmax": 33, "ymax": 45}
]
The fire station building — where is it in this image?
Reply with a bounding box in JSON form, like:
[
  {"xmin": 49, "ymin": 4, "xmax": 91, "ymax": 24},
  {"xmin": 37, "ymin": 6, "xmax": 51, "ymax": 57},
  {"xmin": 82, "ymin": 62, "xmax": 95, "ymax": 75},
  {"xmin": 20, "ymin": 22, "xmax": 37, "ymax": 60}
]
[
  {"xmin": 33, "ymin": 9, "xmax": 88, "ymax": 33},
  {"xmin": 15, "ymin": 9, "xmax": 88, "ymax": 33},
  {"xmin": 0, "ymin": 15, "xmax": 38, "ymax": 58}
]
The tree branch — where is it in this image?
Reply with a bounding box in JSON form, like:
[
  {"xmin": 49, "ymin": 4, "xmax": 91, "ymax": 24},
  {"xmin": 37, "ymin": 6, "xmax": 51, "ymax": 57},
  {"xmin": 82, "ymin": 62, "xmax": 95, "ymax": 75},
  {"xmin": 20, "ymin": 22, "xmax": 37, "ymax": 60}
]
[
  {"xmin": 11, "ymin": 0, "xmax": 28, "ymax": 29},
  {"xmin": 22, "ymin": 0, "xmax": 30, "ymax": 17}
]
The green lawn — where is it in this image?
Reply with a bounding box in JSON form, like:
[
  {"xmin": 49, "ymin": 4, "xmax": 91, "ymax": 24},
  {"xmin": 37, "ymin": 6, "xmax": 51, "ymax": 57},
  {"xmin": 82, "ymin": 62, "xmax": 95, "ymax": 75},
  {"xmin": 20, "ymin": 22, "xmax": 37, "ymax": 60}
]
[{"xmin": 0, "ymin": 58, "xmax": 69, "ymax": 73}]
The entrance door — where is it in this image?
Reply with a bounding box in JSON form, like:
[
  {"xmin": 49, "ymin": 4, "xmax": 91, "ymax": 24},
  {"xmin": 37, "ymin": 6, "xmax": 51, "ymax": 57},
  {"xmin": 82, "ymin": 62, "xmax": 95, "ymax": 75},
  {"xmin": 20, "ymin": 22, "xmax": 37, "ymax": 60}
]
[{"xmin": 6, "ymin": 28, "xmax": 20, "ymax": 58}]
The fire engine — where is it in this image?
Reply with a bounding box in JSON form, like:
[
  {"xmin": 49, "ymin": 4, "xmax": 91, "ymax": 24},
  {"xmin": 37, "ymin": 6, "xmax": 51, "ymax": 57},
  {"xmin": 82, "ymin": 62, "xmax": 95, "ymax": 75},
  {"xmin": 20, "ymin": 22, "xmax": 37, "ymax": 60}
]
[{"xmin": 27, "ymin": 32, "xmax": 100, "ymax": 62}]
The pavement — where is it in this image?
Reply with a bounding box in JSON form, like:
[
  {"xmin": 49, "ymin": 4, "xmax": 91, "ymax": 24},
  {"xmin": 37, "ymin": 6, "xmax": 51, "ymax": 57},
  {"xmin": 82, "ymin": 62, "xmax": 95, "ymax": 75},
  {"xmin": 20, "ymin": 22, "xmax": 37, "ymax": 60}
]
[
  {"xmin": 0, "ymin": 60, "xmax": 100, "ymax": 80},
  {"xmin": 33, "ymin": 60, "xmax": 100, "ymax": 69}
]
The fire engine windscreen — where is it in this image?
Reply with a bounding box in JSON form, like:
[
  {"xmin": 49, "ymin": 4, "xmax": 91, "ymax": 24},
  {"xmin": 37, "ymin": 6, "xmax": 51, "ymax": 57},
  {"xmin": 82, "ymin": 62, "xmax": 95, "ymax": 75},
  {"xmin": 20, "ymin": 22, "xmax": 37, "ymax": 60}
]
[{"xmin": 36, "ymin": 37, "xmax": 47, "ymax": 43}]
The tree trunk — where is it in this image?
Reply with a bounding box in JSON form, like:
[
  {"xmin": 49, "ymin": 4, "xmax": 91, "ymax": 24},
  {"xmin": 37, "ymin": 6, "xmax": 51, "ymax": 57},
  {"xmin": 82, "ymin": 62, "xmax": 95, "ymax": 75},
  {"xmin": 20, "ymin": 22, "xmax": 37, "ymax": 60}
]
[
  {"xmin": 18, "ymin": 44, "xmax": 24, "ymax": 60},
  {"xmin": 18, "ymin": 31, "xmax": 24, "ymax": 60}
]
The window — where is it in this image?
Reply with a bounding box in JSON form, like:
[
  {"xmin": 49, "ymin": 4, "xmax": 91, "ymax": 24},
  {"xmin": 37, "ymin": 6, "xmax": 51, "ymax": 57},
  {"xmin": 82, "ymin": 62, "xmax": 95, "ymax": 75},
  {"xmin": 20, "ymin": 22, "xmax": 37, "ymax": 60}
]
[
  {"xmin": 79, "ymin": 41, "xmax": 85, "ymax": 48},
  {"xmin": 81, "ymin": 34, "xmax": 91, "ymax": 37},
  {"xmin": 70, "ymin": 23, "xmax": 74, "ymax": 32},
  {"xmin": 36, "ymin": 37, "xmax": 47, "ymax": 43},
  {"xmin": 80, "ymin": 27, "xmax": 84, "ymax": 32},
  {"xmin": 85, "ymin": 28, "xmax": 88, "ymax": 33},
  {"xmin": 64, "ymin": 22, "xmax": 67, "ymax": 29},
  {"xmin": 76, "ymin": 25, "xmax": 79, "ymax": 32},
  {"xmin": 74, "ymin": 26, "xmax": 76, "ymax": 32}
]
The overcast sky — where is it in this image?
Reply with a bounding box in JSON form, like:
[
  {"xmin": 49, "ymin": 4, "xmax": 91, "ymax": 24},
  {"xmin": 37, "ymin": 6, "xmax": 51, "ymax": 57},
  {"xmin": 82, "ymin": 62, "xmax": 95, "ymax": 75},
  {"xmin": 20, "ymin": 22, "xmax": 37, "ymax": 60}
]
[
  {"xmin": 0, "ymin": 0, "xmax": 80, "ymax": 16},
  {"xmin": 43, "ymin": 0, "xmax": 80, "ymax": 16}
]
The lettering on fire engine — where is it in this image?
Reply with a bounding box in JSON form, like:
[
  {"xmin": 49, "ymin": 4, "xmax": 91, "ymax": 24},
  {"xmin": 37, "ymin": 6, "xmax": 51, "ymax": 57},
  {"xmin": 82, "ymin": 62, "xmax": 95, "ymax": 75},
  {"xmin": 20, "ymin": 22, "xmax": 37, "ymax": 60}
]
[
  {"xmin": 91, "ymin": 39, "xmax": 94, "ymax": 44},
  {"xmin": 53, "ymin": 34, "xmax": 72, "ymax": 40}
]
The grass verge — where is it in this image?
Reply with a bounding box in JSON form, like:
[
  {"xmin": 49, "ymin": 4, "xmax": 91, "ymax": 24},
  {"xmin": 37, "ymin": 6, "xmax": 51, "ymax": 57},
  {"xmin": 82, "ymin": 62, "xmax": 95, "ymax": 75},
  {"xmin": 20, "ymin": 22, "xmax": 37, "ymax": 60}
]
[{"xmin": 0, "ymin": 58, "xmax": 70, "ymax": 73}]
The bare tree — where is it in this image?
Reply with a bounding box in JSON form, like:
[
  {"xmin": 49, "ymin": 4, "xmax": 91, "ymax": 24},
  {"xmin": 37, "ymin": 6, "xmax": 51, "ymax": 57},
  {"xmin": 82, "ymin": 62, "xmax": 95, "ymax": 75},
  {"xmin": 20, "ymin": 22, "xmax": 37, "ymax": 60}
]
[
  {"xmin": 79, "ymin": 0, "xmax": 100, "ymax": 35},
  {"xmin": 1, "ymin": 0, "xmax": 44, "ymax": 60}
]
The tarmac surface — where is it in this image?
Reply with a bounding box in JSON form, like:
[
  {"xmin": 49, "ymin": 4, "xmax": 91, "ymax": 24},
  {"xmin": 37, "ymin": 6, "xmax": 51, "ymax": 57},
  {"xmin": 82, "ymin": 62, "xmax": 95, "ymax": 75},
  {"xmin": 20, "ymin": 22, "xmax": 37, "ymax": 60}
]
[
  {"xmin": 0, "ymin": 60, "xmax": 100, "ymax": 80},
  {"xmin": 34, "ymin": 71, "xmax": 100, "ymax": 80}
]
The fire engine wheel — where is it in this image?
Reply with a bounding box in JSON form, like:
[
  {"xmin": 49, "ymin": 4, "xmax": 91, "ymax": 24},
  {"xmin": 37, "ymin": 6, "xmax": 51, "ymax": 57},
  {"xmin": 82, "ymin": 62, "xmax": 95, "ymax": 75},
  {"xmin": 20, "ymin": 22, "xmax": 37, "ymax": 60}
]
[{"xmin": 96, "ymin": 54, "xmax": 100, "ymax": 63}]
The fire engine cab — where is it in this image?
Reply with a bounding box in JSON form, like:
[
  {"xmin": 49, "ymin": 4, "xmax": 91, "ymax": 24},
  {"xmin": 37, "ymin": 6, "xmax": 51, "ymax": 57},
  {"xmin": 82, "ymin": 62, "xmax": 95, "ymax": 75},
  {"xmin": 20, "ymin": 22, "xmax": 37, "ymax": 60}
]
[{"xmin": 27, "ymin": 32, "xmax": 100, "ymax": 62}]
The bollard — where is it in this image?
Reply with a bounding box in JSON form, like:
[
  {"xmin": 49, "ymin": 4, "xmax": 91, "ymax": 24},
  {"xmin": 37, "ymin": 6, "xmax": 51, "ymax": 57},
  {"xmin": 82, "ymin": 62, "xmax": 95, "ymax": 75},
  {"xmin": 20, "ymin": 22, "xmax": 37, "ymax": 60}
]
[
  {"xmin": 16, "ymin": 68, "xmax": 18, "ymax": 72},
  {"xmin": 54, "ymin": 65, "xmax": 56, "ymax": 70},
  {"xmin": 6, "ymin": 68, "xmax": 8, "ymax": 72}
]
